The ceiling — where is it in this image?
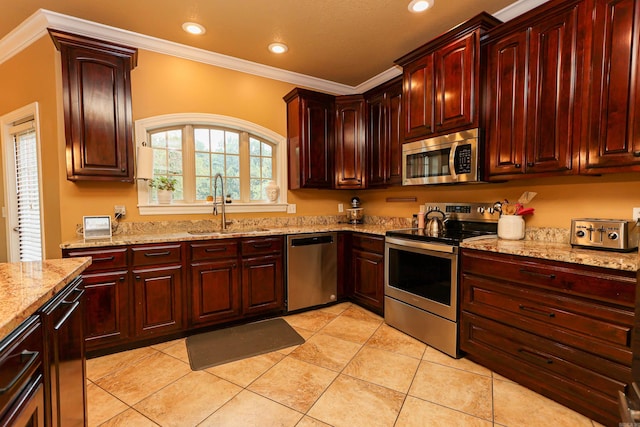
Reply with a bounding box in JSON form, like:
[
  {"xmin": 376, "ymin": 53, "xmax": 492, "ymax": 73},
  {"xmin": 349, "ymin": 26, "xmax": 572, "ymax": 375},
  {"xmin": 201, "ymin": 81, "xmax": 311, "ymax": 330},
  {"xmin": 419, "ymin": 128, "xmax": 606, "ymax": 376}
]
[{"xmin": 1, "ymin": 0, "xmax": 525, "ymax": 87}]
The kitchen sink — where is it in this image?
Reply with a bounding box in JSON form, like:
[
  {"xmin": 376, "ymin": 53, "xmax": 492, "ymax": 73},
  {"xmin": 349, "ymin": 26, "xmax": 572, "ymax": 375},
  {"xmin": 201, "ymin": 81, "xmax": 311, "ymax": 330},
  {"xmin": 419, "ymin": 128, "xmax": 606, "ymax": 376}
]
[{"xmin": 187, "ymin": 228, "xmax": 271, "ymax": 235}]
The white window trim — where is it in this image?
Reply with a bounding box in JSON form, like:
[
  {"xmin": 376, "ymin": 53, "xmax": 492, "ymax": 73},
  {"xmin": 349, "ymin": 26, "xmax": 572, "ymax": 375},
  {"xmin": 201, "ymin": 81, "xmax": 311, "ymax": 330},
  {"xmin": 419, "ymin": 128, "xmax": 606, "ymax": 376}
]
[{"xmin": 135, "ymin": 113, "xmax": 288, "ymax": 215}]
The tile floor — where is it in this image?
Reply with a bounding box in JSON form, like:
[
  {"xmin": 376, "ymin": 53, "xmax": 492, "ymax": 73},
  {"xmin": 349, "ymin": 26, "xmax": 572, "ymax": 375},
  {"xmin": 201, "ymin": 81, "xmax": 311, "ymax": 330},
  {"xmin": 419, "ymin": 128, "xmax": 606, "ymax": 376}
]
[{"xmin": 86, "ymin": 302, "xmax": 605, "ymax": 427}]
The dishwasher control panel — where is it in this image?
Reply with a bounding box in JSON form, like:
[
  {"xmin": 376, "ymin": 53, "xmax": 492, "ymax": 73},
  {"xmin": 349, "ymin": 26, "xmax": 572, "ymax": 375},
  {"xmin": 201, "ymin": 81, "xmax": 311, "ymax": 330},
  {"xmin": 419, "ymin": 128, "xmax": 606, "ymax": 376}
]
[{"xmin": 570, "ymin": 218, "xmax": 638, "ymax": 252}]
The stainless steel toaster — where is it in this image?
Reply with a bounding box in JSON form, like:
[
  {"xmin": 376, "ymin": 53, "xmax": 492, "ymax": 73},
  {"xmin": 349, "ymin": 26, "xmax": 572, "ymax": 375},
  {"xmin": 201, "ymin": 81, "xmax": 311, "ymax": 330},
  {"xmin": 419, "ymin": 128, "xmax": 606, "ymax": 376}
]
[{"xmin": 570, "ymin": 218, "xmax": 639, "ymax": 252}]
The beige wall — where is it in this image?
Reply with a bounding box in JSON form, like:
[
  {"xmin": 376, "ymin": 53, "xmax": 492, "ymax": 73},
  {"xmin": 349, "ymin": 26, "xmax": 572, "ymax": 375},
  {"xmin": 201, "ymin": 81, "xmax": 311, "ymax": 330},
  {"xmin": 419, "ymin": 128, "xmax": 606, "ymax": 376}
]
[
  {"xmin": 2, "ymin": 35, "xmax": 640, "ymax": 256},
  {"xmin": 0, "ymin": 37, "xmax": 61, "ymax": 260}
]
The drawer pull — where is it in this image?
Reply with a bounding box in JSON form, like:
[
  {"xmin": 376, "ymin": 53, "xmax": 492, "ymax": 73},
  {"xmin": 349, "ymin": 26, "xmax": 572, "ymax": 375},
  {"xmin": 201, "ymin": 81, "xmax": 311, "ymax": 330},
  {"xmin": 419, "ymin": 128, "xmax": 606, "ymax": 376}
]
[
  {"xmin": 144, "ymin": 251, "xmax": 172, "ymax": 257},
  {"xmin": 518, "ymin": 348, "xmax": 553, "ymax": 365},
  {"xmin": 519, "ymin": 269, "xmax": 556, "ymax": 280},
  {"xmin": 62, "ymin": 288, "xmax": 84, "ymax": 305},
  {"xmin": 205, "ymin": 247, "xmax": 227, "ymax": 253},
  {"xmin": 93, "ymin": 256, "xmax": 115, "ymax": 263},
  {"xmin": 0, "ymin": 350, "xmax": 39, "ymax": 394},
  {"xmin": 252, "ymin": 243, "xmax": 273, "ymax": 249},
  {"xmin": 55, "ymin": 300, "xmax": 80, "ymax": 330},
  {"xmin": 518, "ymin": 304, "xmax": 555, "ymax": 318},
  {"xmin": 633, "ymin": 151, "xmax": 640, "ymax": 157}
]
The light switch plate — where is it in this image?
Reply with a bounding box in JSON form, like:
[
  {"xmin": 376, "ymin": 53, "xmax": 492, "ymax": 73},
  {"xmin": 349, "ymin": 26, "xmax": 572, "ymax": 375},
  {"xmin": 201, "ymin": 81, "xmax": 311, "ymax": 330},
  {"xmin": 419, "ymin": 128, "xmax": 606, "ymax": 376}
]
[
  {"xmin": 338, "ymin": 203, "xmax": 344, "ymax": 213},
  {"xmin": 287, "ymin": 204, "xmax": 297, "ymax": 214},
  {"xmin": 633, "ymin": 207, "xmax": 640, "ymax": 221}
]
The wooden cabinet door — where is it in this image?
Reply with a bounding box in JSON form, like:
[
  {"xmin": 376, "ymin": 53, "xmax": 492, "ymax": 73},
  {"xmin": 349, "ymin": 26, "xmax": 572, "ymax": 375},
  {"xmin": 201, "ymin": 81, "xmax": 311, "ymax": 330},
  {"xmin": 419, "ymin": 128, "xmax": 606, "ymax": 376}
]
[
  {"xmin": 284, "ymin": 89, "xmax": 335, "ymax": 189},
  {"xmin": 403, "ymin": 53, "xmax": 436, "ymax": 141},
  {"xmin": 190, "ymin": 259, "xmax": 241, "ymax": 326},
  {"xmin": 387, "ymin": 83, "xmax": 404, "ymax": 185},
  {"xmin": 525, "ymin": 3, "xmax": 581, "ymax": 175},
  {"xmin": 434, "ymin": 33, "xmax": 475, "ymax": 132},
  {"xmin": 366, "ymin": 91, "xmax": 387, "ymax": 187},
  {"xmin": 241, "ymin": 254, "xmax": 284, "ymax": 316},
  {"xmin": 48, "ymin": 30, "xmax": 137, "ymax": 182},
  {"xmin": 485, "ymin": 31, "xmax": 528, "ymax": 178},
  {"xmin": 81, "ymin": 270, "xmax": 130, "ymax": 350},
  {"xmin": 351, "ymin": 248, "xmax": 384, "ymax": 314},
  {"xmin": 583, "ymin": 0, "xmax": 640, "ymax": 173},
  {"xmin": 132, "ymin": 265, "xmax": 183, "ymax": 337},
  {"xmin": 335, "ymin": 96, "xmax": 365, "ymax": 188}
]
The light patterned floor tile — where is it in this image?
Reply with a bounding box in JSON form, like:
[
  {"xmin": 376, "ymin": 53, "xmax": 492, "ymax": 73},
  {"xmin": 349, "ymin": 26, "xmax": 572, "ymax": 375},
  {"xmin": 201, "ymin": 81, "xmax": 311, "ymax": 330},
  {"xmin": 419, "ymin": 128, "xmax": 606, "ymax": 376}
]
[
  {"xmin": 493, "ymin": 378, "xmax": 593, "ymax": 427},
  {"xmin": 86, "ymin": 382, "xmax": 128, "ymax": 427},
  {"xmin": 248, "ymin": 357, "xmax": 337, "ymax": 412},
  {"xmin": 150, "ymin": 338, "xmax": 184, "ymax": 351},
  {"xmin": 284, "ymin": 310, "xmax": 337, "ymax": 332},
  {"xmin": 343, "ymin": 346, "xmax": 420, "ymax": 393},
  {"xmin": 99, "ymin": 408, "xmax": 159, "ymax": 426},
  {"xmin": 320, "ymin": 313, "xmax": 381, "ymax": 344},
  {"xmin": 205, "ymin": 351, "xmax": 284, "ymax": 387},
  {"xmin": 368, "ymin": 323, "xmax": 426, "ymax": 359},
  {"xmin": 289, "ymin": 333, "xmax": 361, "ymax": 371},
  {"xmin": 422, "ymin": 347, "xmax": 491, "ymax": 377},
  {"xmin": 199, "ymin": 390, "xmax": 303, "ymax": 427},
  {"xmin": 86, "ymin": 346, "xmax": 158, "ymax": 382},
  {"xmin": 158, "ymin": 339, "xmax": 190, "ymax": 364},
  {"xmin": 317, "ymin": 302, "xmax": 352, "ymax": 315},
  {"xmin": 396, "ymin": 396, "xmax": 493, "ymax": 427},
  {"xmin": 95, "ymin": 351, "xmax": 191, "ymax": 405},
  {"xmin": 409, "ymin": 360, "xmax": 492, "ymax": 420},
  {"xmin": 307, "ymin": 374, "xmax": 404, "ymax": 427},
  {"xmin": 295, "ymin": 416, "xmax": 333, "ymax": 427},
  {"xmin": 134, "ymin": 371, "xmax": 241, "ymax": 426}
]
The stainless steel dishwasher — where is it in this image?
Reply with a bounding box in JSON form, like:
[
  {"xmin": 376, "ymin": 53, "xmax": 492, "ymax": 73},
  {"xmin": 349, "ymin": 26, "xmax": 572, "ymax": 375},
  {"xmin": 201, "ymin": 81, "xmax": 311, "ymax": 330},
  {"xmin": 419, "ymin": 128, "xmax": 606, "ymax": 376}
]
[{"xmin": 286, "ymin": 232, "xmax": 337, "ymax": 312}]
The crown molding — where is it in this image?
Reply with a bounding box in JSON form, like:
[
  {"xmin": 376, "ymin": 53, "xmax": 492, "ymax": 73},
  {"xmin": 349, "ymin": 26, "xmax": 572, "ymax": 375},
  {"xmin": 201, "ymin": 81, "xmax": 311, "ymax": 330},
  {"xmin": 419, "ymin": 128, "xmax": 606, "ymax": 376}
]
[
  {"xmin": 1, "ymin": 1, "xmax": 548, "ymax": 93},
  {"xmin": 494, "ymin": 0, "xmax": 550, "ymax": 22}
]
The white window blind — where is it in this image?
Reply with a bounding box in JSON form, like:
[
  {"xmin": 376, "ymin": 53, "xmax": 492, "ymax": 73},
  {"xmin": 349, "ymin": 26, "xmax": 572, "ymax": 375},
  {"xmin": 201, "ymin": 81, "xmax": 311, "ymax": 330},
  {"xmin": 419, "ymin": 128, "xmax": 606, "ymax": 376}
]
[{"xmin": 10, "ymin": 120, "xmax": 42, "ymax": 261}]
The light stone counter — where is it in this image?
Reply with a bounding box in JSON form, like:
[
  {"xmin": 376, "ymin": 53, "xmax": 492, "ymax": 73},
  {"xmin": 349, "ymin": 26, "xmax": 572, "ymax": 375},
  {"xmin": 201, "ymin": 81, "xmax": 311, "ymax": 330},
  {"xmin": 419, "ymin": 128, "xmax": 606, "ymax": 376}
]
[
  {"xmin": 0, "ymin": 257, "xmax": 91, "ymax": 339},
  {"xmin": 461, "ymin": 236, "xmax": 638, "ymax": 272}
]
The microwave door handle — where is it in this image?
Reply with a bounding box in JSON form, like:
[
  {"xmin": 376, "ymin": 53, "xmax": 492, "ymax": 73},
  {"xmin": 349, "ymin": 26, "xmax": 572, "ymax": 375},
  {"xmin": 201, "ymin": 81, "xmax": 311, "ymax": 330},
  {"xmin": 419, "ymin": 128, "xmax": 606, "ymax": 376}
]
[{"xmin": 449, "ymin": 142, "xmax": 458, "ymax": 180}]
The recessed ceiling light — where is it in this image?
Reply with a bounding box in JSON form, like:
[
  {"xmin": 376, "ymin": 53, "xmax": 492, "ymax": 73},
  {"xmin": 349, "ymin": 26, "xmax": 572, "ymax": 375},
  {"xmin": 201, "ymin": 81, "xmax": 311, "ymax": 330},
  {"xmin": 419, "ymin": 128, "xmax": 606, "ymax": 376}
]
[
  {"xmin": 182, "ymin": 22, "xmax": 206, "ymax": 35},
  {"xmin": 408, "ymin": 0, "xmax": 434, "ymax": 13},
  {"xmin": 268, "ymin": 42, "xmax": 288, "ymax": 54}
]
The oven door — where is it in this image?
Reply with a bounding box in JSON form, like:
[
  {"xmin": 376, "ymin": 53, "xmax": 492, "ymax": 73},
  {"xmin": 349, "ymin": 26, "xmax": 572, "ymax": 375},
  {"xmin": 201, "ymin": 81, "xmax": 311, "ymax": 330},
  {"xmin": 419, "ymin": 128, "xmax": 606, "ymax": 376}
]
[{"xmin": 384, "ymin": 236, "xmax": 458, "ymax": 321}]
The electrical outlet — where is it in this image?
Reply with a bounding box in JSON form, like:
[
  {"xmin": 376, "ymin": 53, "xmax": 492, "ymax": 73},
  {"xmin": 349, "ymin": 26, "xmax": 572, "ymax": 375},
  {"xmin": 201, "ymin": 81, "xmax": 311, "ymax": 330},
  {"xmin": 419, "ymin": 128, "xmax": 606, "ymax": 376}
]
[
  {"xmin": 633, "ymin": 207, "xmax": 640, "ymax": 221},
  {"xmin": 114, "ymin": 205, "xmax": 126, "ymax": 218},
  {"xmin": 338, "ymin": 203, "xmax": 344, "ymax": 213},
  {"xmin": 287, "ymin": 204, "xmax": 297, "ymax": 214}
]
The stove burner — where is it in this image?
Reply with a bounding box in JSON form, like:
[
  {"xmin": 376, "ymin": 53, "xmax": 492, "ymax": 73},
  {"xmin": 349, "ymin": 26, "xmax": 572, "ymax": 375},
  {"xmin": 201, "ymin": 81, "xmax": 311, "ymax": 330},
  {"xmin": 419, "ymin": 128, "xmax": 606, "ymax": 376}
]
[{"xmin": 386, "ymin": 220, "xmax": 497, "ymax": 245}]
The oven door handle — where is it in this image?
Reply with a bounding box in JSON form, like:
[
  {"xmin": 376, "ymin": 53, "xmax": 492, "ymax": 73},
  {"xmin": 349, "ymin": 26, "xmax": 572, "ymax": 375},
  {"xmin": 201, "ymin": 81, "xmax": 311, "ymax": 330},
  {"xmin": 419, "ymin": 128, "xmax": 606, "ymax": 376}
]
[
  {"xmin": 449, "ymin": 141, "xmax": 458, "ymax": 181},
  {"xmin": 385, "ymin": 237, "xmax": 456, "ymax": 254}
]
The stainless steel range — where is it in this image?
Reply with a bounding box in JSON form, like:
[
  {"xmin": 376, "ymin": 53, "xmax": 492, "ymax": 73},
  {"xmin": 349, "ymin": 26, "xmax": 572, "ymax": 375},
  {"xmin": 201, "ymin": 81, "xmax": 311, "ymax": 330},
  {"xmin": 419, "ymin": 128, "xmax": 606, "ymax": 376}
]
[{"xmin": 384, "ymin": 202, "xmax": 500, "ymax": 358}]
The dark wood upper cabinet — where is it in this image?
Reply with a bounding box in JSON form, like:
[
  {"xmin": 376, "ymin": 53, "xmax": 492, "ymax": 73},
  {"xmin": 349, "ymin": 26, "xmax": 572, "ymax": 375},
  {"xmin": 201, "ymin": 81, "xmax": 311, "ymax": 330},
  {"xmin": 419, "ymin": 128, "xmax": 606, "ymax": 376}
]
[
  {"xmin": 396, "ymin": 13, "xmax": 501, "ymax": 142},
  {"xmin": 48, "ymin": 30, "xmax": 137, "ymax": 182},
  {"xmin": 284, "ymin": 88, "xmax": 335, "ymax": 189},
  {"xmin": 582, "ymin": 0, "xmax": 640, "ymax": 173},
  {"xmin": 484, "ymin": 0, "xmax": 586, "ymax": 180},
  {"xmin": 335, "ymin": 95, "xmax": 366, "ymax": 189},
  {"xmin": 365, "ymin": 77, "xmax": 403, "ymax": 187}
]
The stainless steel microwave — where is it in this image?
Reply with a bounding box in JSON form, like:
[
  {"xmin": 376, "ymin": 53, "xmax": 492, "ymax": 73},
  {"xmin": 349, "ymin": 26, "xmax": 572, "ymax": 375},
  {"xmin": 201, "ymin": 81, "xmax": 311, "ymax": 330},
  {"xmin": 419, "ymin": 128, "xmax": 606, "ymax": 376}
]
[{"xmin": 402, "ymin": 128, "xmax": 481, "ymax": 185}]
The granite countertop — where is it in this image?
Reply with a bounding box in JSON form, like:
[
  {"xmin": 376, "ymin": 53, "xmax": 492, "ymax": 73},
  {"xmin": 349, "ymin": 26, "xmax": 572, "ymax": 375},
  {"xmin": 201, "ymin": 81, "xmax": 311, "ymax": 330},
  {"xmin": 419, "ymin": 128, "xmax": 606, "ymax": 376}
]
[
  {"xmin": 60, "ymin": 223, "xmax": 392, "ymax": 250},
  {"xmin": 0, "ymin": 257, "xmax": 91, "ymax": 339},
  {"xmin": 461, "ymin": 236, "xmax": 638, "ymax": 272}
]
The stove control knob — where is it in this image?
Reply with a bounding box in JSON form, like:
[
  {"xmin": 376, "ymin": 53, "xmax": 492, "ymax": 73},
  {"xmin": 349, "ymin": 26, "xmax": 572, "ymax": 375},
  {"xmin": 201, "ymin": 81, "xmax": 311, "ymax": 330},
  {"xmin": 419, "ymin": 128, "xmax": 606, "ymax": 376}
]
[
  {"xmin": 487, "ymin": 207, "xmax": 495, "ymax": 214},
  {"xmin": 476, "ymin": 207, "xmax": 485, "ymax": 214},
  {"xmin": 608, "ymin": 232, "xmax": 619, "ymax": 240},
  {"xmin": 576, "ymin": 230, "xmax": 585, "ymax": 238}
]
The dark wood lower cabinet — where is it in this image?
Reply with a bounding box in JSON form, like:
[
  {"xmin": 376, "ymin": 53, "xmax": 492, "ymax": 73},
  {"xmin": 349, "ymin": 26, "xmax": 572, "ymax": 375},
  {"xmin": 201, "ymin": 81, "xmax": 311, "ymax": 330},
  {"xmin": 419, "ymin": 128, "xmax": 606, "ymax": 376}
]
[
  {"xmin": 242, "ymin": 254, "xmax": 283, "ymax": 316},
  {"xmin": 349, "ymin": 233, "xmax": 385, "ymax": 315},
  {"xmin": 460, "ymin": 248, "xmax": 635, "ymax": 426},
  {"xmin": 190, "ymin": 259, "xmax": 241, "ymax": 326},
  {"xmin": 132, "ymin": 265, "xmax": 183, "ymax": 337}
]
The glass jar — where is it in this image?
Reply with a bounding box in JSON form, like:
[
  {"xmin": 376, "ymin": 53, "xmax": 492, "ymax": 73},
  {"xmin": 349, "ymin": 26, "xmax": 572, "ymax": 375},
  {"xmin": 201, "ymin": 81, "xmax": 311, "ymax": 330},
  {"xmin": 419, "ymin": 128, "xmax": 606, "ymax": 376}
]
[{"xmin": 497, "ymin": 215, "xmax": 525, "ymax": 240}]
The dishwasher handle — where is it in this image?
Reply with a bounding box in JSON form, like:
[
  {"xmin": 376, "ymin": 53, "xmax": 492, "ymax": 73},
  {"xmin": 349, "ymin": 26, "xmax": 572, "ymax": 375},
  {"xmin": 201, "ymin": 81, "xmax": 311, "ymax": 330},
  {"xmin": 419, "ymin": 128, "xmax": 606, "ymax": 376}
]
[{"xmin": 290, "ymin": 235, "xmax": 334, "ymax": 247}]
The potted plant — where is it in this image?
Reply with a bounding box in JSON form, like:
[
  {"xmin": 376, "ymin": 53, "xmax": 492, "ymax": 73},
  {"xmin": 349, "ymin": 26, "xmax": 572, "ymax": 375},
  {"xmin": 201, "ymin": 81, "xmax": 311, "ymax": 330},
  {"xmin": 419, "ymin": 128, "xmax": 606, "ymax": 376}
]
[{"xmin": 149, "ymin": 176, "xmax": 177, "ymax": 204}]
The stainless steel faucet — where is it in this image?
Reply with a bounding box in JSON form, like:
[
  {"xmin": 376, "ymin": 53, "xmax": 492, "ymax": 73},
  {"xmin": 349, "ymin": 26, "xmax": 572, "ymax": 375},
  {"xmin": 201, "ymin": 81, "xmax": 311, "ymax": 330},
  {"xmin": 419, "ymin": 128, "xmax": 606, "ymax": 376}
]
[{"xmin": 212, "ymin": 173, "xmax": 228, "ymax": 231}]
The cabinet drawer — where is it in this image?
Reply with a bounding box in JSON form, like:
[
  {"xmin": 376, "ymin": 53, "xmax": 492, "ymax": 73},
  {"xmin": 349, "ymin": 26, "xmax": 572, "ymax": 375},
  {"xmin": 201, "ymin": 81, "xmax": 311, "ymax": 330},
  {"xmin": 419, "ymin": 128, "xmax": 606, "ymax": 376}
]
[
  {"xmin": 65, "ymin": 247, "xmax": 128, "ymax": 272},
  {"xmin": 352, "ymin": 233, "xmax": 384, "ymax": 254},
  {"xmin": 461, "ymin": 312, "xmax": 628, "ymax": 425},
  {"xmin": 241, "ymin": 237, "xmax": 283, "ymax": 256},
  {"xmin": 190, "ymin": 240, "xmax": 238, "ymax": 262},
  {"xmin": 462, "ymin": 275, "xmax": 632, "ymax": 365},
  {"xmin": 131, "ymin": 243, "xmax": 182, "ymax": 266},
  {"xmin": 461, "ymin": 249, "xmax": 635, "ymax": 305}
]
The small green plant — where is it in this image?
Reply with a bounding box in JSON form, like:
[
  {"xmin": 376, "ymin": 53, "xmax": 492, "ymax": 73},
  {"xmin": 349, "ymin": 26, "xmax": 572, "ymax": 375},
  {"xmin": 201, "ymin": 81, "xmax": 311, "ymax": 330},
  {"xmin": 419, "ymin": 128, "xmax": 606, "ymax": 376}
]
[{"xmin": 149, "ymin": 176, "xmax": 177, "ymax": 191}]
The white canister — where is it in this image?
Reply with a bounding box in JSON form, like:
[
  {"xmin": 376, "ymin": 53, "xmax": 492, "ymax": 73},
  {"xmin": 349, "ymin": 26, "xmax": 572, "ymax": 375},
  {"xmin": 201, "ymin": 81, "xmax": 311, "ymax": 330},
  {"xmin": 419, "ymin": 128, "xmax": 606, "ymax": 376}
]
[{"xmin": 497, "ymin": 215, "xmax": 525, "ymax": 240}]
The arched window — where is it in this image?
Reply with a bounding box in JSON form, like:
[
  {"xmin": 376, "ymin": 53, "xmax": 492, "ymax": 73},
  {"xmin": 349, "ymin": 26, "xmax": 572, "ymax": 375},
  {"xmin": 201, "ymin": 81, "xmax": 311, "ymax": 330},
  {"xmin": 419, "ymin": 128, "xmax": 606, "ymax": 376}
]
[{"xmin": 135, "ymin": 114, "xmax": 287, "ymax": 215}]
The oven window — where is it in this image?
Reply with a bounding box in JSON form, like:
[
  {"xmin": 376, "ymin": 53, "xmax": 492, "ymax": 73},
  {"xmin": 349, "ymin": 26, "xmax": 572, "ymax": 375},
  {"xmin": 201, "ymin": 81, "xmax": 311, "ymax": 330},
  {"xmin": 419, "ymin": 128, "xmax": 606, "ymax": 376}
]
[{"xmin": 387, "ymin": 247, "xmax": 452, "ymax": 305}]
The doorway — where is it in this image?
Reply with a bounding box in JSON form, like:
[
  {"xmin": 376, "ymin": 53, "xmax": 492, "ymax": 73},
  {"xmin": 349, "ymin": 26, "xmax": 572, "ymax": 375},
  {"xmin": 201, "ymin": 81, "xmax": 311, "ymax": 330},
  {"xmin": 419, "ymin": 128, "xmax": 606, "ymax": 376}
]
[{"xmin": 0, "ymin": 103, "xmax": 44, "ymax": 262}]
